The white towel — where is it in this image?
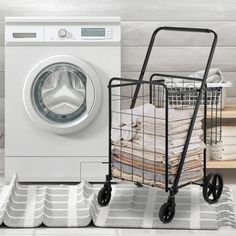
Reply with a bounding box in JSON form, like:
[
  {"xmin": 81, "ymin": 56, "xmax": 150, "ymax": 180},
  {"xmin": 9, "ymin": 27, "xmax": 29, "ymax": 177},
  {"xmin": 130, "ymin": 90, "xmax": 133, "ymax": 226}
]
[
  {"xmin": 114, "ymin": 139, "xmax": 205, "ymax": 157},
  {"xmin": 122, "ymin": 125, "xmax": 136, "ymax": 141},
  {"xmin": 137, "ymin": 121, "xmax": 202, "ymax": 137},
  {"xmin": 111, "ymin": 125, "xmax": 137, "ymax": 142},
  {"xmin": 135, "ymin": 133, "xmax": 201, "ymax": 150},
  {"xmin": 113, "ymin": 141, "xmax": 204, "ymax": 162},
  {"xmin": 112, "ymin": 104, "xmax": 203, "ymax": 127},
  {"xmin": 111, "ymin": 127, "xmax": 122, "ymax": 142},
  {"xmin": 189, "ymin": 68, "xmax": 223, "ymax": 83}
]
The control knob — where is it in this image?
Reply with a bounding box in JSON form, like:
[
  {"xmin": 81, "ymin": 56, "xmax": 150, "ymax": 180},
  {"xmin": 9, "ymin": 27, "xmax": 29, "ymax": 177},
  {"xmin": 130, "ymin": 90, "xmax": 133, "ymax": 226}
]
[{"xmin": 58, "ymin": 29, "xmax": 68, "ymax": 38}]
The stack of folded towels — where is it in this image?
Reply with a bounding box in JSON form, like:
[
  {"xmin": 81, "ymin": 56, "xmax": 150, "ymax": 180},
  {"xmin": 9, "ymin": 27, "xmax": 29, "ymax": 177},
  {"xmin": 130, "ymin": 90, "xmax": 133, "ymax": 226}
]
[{"xmin": 111, "ymin": 103, "xmax": 205, "ymax": 188}]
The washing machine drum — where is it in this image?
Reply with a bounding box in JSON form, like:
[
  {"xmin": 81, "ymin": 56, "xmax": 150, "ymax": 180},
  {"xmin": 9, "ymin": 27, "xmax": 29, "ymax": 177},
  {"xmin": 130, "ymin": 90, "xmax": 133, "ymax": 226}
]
[{"xmin": 23, "ymin": 55, "xmax": 102, "ymax": 134}]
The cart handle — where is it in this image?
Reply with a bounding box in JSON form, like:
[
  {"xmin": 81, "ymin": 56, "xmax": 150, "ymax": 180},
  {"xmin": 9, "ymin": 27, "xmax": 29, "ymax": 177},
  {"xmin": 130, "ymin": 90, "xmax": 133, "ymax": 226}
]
[
  {"xmin": 156, "ymin": 26, "xmax": 217, "ymax": 35},
  {"xmin": 130, "ymin": 26, "xmax": 218, "ymax": 108}
]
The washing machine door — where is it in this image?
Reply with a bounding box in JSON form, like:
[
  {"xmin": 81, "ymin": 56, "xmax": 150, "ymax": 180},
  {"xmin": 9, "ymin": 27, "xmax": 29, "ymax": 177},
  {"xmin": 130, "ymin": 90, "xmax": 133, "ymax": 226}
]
[{"xmin": 23, "ymin": 55, "xmax": 102, "ymax": 134}]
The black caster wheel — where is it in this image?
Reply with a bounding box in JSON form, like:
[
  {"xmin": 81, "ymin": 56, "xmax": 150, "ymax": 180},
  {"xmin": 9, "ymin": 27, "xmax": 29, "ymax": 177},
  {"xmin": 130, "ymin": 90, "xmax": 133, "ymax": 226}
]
[
  {"xmin": 203, "ymin": 173, "xmax": 223, "ymax": 204},
  {"xmin": 97, "ymin": 185, "xmax": 112, "ymax": 207},
  {"xmin": 159, "ymin": 202, "xmax": 175, "ymax": 223}
]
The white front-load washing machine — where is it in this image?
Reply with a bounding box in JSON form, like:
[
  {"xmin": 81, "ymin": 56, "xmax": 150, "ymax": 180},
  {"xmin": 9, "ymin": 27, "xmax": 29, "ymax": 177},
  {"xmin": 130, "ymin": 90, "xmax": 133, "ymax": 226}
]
[{"xmin": 5, "ymin": 17, "xmax": 121, "ymax": 181}]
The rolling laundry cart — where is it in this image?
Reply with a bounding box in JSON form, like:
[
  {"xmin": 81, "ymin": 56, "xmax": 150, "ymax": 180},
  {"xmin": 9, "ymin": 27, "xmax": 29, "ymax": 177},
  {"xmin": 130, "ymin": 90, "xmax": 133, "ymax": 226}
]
[{"xmin": 98, "ymin": 27, "xmax": 224, "ymax": 223}]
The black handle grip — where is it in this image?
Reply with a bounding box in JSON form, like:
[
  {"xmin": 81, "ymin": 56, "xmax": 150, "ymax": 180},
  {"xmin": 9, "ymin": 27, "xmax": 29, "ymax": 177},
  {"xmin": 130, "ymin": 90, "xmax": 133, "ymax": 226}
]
[{"xmin": 156, "ymin": 26, "xmax": 216, "ymax": 34}]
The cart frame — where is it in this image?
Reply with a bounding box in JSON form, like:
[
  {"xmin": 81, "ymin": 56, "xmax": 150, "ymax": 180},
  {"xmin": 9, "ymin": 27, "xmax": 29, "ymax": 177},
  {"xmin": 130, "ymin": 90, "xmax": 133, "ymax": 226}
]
[{"xmin": 98, "ymin": 26, "xmax": 224, "ymax": 224}]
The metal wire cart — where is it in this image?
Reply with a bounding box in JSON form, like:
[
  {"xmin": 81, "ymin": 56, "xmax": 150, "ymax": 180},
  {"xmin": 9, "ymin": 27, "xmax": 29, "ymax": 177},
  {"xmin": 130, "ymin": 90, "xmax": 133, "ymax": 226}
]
[{"xmin": 98, "ymin": 27, "xmax": 224, "ymax": 223}]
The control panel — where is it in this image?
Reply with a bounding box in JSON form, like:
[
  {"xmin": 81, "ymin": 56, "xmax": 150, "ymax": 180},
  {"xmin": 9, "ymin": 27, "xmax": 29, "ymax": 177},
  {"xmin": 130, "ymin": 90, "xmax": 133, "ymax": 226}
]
[
  {"xmin": 44, "ymin": 24, "xmax": 118, "ymax": 42},
  {"xmin": 5, "ymin": 23, "xmax": 120, "ymax": 44}
]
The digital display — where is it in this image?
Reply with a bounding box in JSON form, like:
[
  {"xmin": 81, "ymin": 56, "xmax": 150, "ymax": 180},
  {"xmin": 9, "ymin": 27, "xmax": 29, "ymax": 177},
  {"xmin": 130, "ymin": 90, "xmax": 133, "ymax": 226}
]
[
  {"xmin": 13, "ymin": 33, "xmax": 37, "ymax": 38},
  {"xmin": 81, "ymin": 28, "xmax": 105, "ymax": 37}
]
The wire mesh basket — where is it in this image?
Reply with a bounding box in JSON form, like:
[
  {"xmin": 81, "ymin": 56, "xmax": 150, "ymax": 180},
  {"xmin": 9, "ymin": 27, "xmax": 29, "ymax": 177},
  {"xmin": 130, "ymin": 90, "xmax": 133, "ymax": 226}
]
[{"xmin": 110, "ymin": 75, "xmax": 222, "ymax": 190}]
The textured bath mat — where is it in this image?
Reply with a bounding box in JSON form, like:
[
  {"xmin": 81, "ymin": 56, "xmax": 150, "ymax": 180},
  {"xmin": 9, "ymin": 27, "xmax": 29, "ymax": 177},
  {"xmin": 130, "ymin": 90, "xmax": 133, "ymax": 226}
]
[
  {"xmin": 91, "ymin": 183, "xmax": 236, "ymax": 229},
  {"xmin": 0, "ymin": 175, "xmax": 235, "ymax": 229},
  {"xmin": 0, "ymin": 175, "xmax": 94, "ymax": 227}
]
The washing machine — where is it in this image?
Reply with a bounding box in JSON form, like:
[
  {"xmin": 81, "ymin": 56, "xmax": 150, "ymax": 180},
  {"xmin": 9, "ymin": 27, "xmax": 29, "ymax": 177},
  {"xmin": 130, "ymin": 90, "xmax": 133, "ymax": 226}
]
[{"xmin": 5, "ymin": 17, "xmax": 121, "ymax": 181}]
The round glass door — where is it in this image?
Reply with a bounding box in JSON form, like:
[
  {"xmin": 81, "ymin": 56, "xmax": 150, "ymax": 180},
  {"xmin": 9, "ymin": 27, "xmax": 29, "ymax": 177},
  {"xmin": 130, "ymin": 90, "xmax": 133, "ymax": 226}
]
[{"xmin": 32, "ymin": 63, "xmax": 87, "ymax": 123}]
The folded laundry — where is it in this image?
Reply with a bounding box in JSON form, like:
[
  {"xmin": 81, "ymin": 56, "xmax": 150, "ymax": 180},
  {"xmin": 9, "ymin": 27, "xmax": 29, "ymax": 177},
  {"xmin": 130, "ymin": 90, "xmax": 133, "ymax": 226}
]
[
  {"xmin": 137, "ymin": 120, "xmax": 203, "ymax": 137},
  {"xmin": 111, "ymin": 119, "xmax": 203, "ymax": 142},
  {"xmin": 111, "ymin": 125, "xmax": 137, "ymax": 141},
  {"xmin": 135, "ymin": 132, "xmax": 201, "ymax": 149},
  {"xmin": 112, "ymin": 166, "xmax": 203, "ymax": 189},
  {"xmin": 111, "ymin": 103, "xmax": 204, "ymax": 189},
  {"xmin": 112, "ymin": 142, "xmax": 204, "ymax": 164},
  {"xmin": 112, "ymin": 154, "xmax": 202, "ymax": 174},
  {"xmin": 122, "ymin": 125, "xmax": 137, "ymax": 141},
  {"xmin": 112, "ymin": 103, "xmax": 203, "ymax": 127}
]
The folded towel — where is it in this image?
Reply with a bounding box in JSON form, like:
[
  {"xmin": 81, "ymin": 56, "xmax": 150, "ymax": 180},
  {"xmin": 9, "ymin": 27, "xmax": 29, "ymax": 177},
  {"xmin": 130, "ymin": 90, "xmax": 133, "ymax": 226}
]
[
  {"xmin": 113, "ymin": 140, "xmax": 205, "ymax": 159},
  {"xmin": 111, "ymin": 124, "xmax": 137, "ymax": 142},
  {"xmin": 122, "ymin": 125, "xmax": 136, "ymax": 141},
  {"xmin": 111, "ymin": 127, "xmax": 122, "ymax": 142},
  {"xmin": 112, "ymin": 104, "xmax": 203, "ymax": 127},
  {"xmin": 112, "ymin": 154, "xmax": 202, "ymax": 174},
  {"xmin": 135, "ymin": 132, "xmax": 201, "ymax": 149},
  {"xmin": 112, "ymin": 146, "xmax": 203, "ymax": 167},
  {"xmin": 189, "ymin": 68, "xmax": 223, "ymax": 83},
  {"xmin": 112, "ymin": 167, "xmax": 203, "ymax": 189},
  {"xmin": 137, "ymin": 120, "xmax": 203, "ymax": 137}
]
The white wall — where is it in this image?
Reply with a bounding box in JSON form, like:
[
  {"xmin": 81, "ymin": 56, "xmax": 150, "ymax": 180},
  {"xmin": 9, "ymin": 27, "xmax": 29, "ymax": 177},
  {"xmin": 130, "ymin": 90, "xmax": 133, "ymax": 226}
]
[{"xmin": 0, "ymin": 0, "xmax": 236, "ymax": 176}]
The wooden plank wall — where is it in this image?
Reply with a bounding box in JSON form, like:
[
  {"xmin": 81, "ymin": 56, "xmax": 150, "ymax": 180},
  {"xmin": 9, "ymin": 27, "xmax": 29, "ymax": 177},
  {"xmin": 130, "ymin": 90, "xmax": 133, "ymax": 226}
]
[{"xmin": 0, "ymin": 0, "xmax": 236, "ymax": 154}]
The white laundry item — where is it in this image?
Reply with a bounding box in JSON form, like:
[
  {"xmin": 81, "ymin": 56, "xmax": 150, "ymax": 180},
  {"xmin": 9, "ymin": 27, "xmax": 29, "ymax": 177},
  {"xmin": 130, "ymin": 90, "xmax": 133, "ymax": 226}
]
[
  {"xmin": 111, "ymin": 126, "xmax": 122, "ymax": 142},
  {"xmin": 137, "ymin": 120, "xmax": 202, "ymax": 136},
  {"xmin": 137, "ymin": 127, "xmax": 203, "ymax": 141},
  {"xmin": 112, "ymin": 141, "xmax": 204, "ymax": 163},
  {"xmin": 112, "ymin": 103, "xmax": 154, "ymax": 126},
  {"xmin": 112, "ymin": 104, "xmax": 203, "ymax": 127},
  {"xmin": 122, "ymin": 125, "xmax": 136, "ymax": 141},
  {"xmin": 135, "ymin": 133, "xmax": 201, "ymax": 150},
  {"xmin": 118, "ymin": 139, "xmax": 205, "ymax": 156},
  {"xmin": 189, "ymin": 68, "xmax": 223, "ymax": 83},
  {"xmin": 141, "ymin": 116, "xmax": 203, "ymax": 130},
  {"xmin": 111, "ymin": 125, "xmax": 137, "ymax": 142},
  {"xmin": 168, "ymin": 128, "xmax": 203, "ymax": 141}
]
